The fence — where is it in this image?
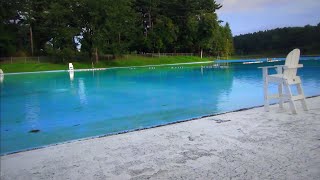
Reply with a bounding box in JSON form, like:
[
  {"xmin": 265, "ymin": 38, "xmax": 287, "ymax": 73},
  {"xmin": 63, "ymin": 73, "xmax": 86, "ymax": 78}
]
[
  {"xmin": 139, "ymin": 53, "xmax": 194, "ymax": 57},
  {"xmin": 0, "ymin": 56, "xmax": 56, "ymax": 64}
]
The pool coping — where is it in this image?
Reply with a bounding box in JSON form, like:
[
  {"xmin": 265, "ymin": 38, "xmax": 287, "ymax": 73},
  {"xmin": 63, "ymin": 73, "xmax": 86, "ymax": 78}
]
[{"xmin": 1, "ymin": 94, "xmax": 319, "ymax": 156}]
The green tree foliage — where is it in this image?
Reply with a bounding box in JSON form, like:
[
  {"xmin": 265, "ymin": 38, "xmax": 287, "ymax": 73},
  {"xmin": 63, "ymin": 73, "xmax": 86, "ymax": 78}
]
[
  {"xmin": 1, "ymin": 0, "xmax": 235, "ymax": 59},
  {"xmin": 234, "ymin": 24, "xmax": 320, "ymax": 55},
  {"xmin": 21, "ymin": 0, "xmax": 53, "ymax": 55},
  {"xmin": 44, "ymin": 0, "xmax": 80, "ymax": 62},
  {"xmin": 216, "ymin": 22, "xmax": 233, "ymax": 57},
  {"xmin": 0, "ymin": 0, "xmax": 29, "ymax": 56}
]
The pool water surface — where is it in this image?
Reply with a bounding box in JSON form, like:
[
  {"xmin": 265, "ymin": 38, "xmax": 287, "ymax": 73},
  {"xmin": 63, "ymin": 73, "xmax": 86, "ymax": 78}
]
[{"xmin": 1, "ymin": 59, "xmax": 320, "ymax": 154}]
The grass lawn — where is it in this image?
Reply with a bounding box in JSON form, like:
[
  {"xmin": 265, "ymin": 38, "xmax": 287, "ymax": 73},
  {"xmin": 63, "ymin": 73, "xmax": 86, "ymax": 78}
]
[{"xmin": 0, "ymin": 55, "xmax": 212, "ymax": 73}]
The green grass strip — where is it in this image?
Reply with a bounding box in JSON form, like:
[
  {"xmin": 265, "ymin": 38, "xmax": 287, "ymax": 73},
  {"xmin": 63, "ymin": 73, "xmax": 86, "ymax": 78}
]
[{"xmin": 0, "ymin": 56, "xmax": 212, "ymax": 73}]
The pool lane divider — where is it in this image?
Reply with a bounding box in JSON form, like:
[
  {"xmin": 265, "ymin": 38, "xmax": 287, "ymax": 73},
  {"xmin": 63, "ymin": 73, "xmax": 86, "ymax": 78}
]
[
  {"xmin": 3, "ymin": 56, "xmax": 320, "ymax": 75},
  {"xmin": 2, "ymin": 94, "xmax": 319, "ymax": 156},
  {"xmin": 2, "ymin": 61, "xmax": 216, "ymax": 75}
]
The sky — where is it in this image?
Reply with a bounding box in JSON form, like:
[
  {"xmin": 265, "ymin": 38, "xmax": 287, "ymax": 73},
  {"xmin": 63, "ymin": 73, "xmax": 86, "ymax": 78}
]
[{"xmin": 215, "ymin": 0, "xmax": 320, "ymax": 36}]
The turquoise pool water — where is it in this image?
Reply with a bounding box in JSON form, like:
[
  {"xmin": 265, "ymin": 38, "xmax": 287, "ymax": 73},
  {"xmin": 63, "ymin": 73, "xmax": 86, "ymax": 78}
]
[{"xmin": 1, "ymin": 59, "xmax": 320, "ymax": 154}]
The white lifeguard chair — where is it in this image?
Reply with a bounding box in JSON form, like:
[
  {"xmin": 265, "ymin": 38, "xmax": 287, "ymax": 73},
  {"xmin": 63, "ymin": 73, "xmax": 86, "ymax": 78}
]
[
  {"xmin": 69, "ymin": 63, "xmax": 74, "ymax": 71},
  {"xmin": 259, "ymin": 48, "xmax": 308, "ymax": 114}
]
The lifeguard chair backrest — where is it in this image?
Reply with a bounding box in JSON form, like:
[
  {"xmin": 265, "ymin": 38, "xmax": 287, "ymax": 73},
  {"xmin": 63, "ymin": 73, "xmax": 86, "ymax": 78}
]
[
  {"xmin": 284, "ymin": 48, "xmax": 300, "ymax": 79},
  {"xmin": 69, "ymin": 63, "xmax": 74, "ymax": 70}
]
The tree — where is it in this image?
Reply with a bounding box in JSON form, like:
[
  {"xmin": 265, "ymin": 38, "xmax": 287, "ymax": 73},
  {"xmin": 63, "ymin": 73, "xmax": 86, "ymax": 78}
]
[
  {"xmin": 79, "ymin": 0, "xmax": 137, "ymax": 61},
  {"xmin": 197, "ymin": 13, "xmax": 219, "ymax": 58},
  {"xmin": 1, "ymin": 0, "xmax": 236, "ymax": 59},
  {"xmin": 102, "ymin": 0, "xmax": 138, "ymax": 55},
  {"xmin": 149, "ymin": 16, "xmax": 177, "ymax": 53},
  {"xmin": 44, "ymin": 0, "xmax": 81, "ymax": 62},
  {"xmin": 0, "ymin": 0, "xmax": 29, "ymax": 56},
  {"xmin": 21, "ymin": 0, "xmax": 53, "ymax": 55},
  {"xmin": 234, "ymin": 24, "xmax": 320, "ymax": 55},
  {"xmin": 218, "ymin": 22, "xmax": 233, "ymax": 58}
]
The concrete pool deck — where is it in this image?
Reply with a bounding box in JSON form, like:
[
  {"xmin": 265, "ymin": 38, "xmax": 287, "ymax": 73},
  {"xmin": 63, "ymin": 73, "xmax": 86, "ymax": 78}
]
[{"xmin": 1, "ymin": 96, "xmax": 320, "ymax": 179}]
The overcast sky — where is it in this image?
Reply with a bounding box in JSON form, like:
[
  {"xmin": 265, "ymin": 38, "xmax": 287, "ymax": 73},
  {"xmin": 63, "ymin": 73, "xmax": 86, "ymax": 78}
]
[{"xmin": 215, "ymin": 0, "xmax": 320, "ymax": 36}]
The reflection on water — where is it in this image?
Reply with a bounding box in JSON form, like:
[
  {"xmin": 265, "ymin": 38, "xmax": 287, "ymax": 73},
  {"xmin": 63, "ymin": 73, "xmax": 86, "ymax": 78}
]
[
  {"xmin": 25, "ymin": 93, "xmax": 40, "ymax": 128},
  {"xmin": 0, "ymin": 74, "xmax": 3, "ymax": 83},
  {"xmin": 69, "ymin": 70, "xmax": 74, "ymax": 81},
  {"xmin": 0, "ymin": 68, "xmax": 3, "ymax": 83},
  {"xmin": 78, "ymin": 78, "xmax": 87, "ymax": 105}
]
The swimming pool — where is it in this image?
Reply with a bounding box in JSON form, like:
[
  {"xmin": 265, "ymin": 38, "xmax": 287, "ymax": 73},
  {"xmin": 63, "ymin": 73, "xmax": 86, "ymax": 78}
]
[{"xmin": 1, "ymin": 58, "xmax": 320, "ymax": 154}]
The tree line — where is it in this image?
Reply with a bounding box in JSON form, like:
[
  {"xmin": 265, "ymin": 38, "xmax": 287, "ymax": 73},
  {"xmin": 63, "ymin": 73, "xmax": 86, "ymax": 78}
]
[
  {"xmin": 0, "ymin": 0, "xmax": 234, "ymax": 62},
  {"xmin": 233, "ymin": 24, "xmax": 320, "ymax": 55}
]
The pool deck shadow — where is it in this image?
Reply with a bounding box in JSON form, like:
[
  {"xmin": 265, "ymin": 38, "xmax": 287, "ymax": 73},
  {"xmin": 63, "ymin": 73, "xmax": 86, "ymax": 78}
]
[{"xmin": 1, "ymin": 96, "xmax": 320, "ymax": 179}]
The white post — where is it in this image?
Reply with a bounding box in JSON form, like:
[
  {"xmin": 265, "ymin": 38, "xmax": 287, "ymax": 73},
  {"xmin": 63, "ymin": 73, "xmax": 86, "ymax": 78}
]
[
  {"xmin": 297, "ymin": 83, "xmax": 308, "ymax": 111},
  {"xmin": 284, "ymin": 81, "xmax": 297, "ymax": 114}
]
